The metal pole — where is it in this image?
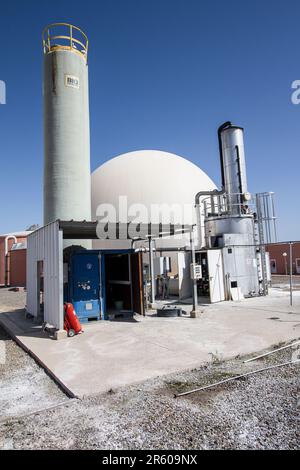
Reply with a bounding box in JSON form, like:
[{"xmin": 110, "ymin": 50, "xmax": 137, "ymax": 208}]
[
  {"xmin": 148, "ymin": 237, "xmax": 155, "ymax": 305},
  {"xmin": 244, "ymin": 340, "xmax": 300, "ymax": 363},
  {"xmin": 190, "ymin": 229, "xmax": 198, "ymax": 312},
  {"xmin": 289, "ymin": 242, "xmax": 293, "ymax": 307},
  {"xmin": 175, "ymin": 360, "xmax": 300, "ymax": 398}
]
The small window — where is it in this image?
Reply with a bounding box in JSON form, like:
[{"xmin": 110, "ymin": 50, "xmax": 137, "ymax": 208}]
[
  {"xmin": 228, "ymin": 248, "xmax": 232, "ymax": 254},
  {"xmin": 231, "ymin": 281, "xmax": 238, "ymax": 288}
]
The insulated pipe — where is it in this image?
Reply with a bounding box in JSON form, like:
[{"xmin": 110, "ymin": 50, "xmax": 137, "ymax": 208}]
[
  {"xmin": 190, "ymin": 229, "xmax": 198, "ymax": 312},
  {"xmin": 133, "ymin": 247, "xmax": 193, "ymax": 253},
  {"xmin": 195, "ymin": 190, "xmax": 225, "ymax": 207},
  {"xmin": 4, "ymin": 236, "xmax": 17, "ymax": 286},
  {"xmin": 5, "ymin": 235, "xmax": 17, "ymax": 256},
  {"xmin": 148, "ymin": 238, "xmax": 155, "ymax": 305},
  {"xmin": 195, "ymin": 190, "xmax": 225, "ymax": 248}
]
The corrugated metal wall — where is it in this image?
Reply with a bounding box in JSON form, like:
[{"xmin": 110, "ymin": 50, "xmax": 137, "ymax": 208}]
[{"xmin": 26, "ymin": 221, "xmax": 64, "ymax": 329}]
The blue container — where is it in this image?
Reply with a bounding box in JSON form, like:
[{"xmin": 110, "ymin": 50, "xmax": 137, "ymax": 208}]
[{"xmin": 70, "ymin": 252, "xmax": 101, "ymax": 322}]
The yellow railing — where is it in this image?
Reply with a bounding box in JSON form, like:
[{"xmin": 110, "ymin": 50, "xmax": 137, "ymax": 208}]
[{"xmin": 42, "ymin": 23, "xmax": 88, "ymax": 62}]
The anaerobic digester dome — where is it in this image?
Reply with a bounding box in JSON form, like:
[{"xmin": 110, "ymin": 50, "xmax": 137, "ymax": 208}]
[{"xmin": 91, "ymin": 150, "xmax": 216, "ymax": 248}]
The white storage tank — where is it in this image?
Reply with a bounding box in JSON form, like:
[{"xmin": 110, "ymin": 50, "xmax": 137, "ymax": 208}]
[{"xmin": 43, "ymin": 23, "xmax": 91, "ymax": 226}]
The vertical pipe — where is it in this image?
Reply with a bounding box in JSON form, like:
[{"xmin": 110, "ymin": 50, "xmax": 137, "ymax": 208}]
[
  {"xmin": 128, "ymin": 254, "xmax": 133, "ymax": 312},
  {"xmin": 190, "ymin": 229, "xmax": 198, "ymax": 312},
  {"xmin": 98, "ymin": 253, "xmax": 103, "ymax": 320},
  {"xmin": 195, "ymin": 202, "xmax": 202, "ymax": 249},
  {"xmin": 47, "ymin": 28, "xmax": 50, "ymax": 52},
  {"xmin": 148, "ymin": 238, "xmax": 155, "ymax": 305},
  {"xmin": 4, "ymin": 235, "xmax": 17, "ymax": 286},
  {"xmin": 210, "ymin": 196, "xmax": 215, "ymax": 214},
  {"xmin": 289, "ymin": 242, "xmax": 293, "ymax": 307}
]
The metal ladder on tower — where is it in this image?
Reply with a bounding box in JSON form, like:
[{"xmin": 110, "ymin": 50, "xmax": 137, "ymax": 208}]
[
  {"xmin": 254, "ymin": 220, "xmax": 263, "ymax": 291},
  {"xmin": 255, "ymin": 196, "xmax": 268, "ymax": 295}
]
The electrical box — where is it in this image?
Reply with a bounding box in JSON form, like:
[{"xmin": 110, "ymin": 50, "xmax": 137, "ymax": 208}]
[
  {"xmin": 154, "ymin": 257, "xmax": 171, "ymax": 276},
  {"xmin": 190, "ymin": 263, "xmax": 202, "ymax": 280}
]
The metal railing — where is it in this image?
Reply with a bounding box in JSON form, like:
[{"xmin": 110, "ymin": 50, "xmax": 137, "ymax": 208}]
[
  {"xmin": 42, "ymin": 23, "xmax": 89, "ymax": 62},
  {"xmin": 202, "ymin": 192, "xmax": 256, "ymax": 218},
  {"xmin": 201, "ymin": 191, "xmax": 277, "ymax": 244}
]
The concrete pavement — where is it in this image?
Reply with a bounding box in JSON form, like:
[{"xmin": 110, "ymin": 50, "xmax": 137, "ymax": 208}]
[{"xmin": 0, "ymin": 288, "xmax": 299, "ymax": 398}]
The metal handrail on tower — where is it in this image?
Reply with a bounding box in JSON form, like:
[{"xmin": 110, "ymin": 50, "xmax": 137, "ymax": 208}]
[
  {"xmin": 200, "ymin": 192, "xmax": 256, "ymax": 219},
  {"xmin": 42, "ymin": 23, "xmax": 89, "ymax": 62}
]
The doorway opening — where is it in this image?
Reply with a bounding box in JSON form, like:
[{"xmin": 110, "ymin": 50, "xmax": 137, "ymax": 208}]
[
  {"xmin": 37, "ymin": 260, "xmax": 44, "ymax": 320},
  {"xmin": 196, "ymin": 252, "xmax": 210, "ymax": 301},
  {"xmin": 104, "ymin": 252, "xmax": 144, "ymax": 317}
]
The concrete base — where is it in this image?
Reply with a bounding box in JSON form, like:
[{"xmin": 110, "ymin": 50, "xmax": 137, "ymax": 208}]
[
  {"xmin": 54, "ymin": 329, "xmax": 68, "ymax": 341},
  {"xmin": 148, "ymin": 302, "xmax": 160, "ymax": 310},
  {"xmin": 190, "ymin": 309, "xmax": 203, "ymax": 318},
  {"xmin": 0, "ymin": 288, "xmax": 299, "ymax": 398}
]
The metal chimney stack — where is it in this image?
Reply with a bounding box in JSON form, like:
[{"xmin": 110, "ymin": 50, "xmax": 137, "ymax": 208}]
[{"xmin": 218, "ymin": 122, "xmax": 249, "ymax": 214}]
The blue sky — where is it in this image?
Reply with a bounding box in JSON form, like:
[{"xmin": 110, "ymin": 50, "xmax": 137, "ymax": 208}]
[{"xmin": 0, "ymin": 0, "xmax": 299, "ymax": 240}]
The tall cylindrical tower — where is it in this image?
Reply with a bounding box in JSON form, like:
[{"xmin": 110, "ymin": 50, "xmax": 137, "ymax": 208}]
[
  {"xmin": 218, "ymin": 122, "xmax": 249, "ymax": 215},
  {"xmin": 42, "ymin": 23, "xmax": 91, "ymax": 226}
]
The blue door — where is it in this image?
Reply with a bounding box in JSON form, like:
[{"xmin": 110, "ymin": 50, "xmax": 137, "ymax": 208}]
[{"xmin": 71, "ymin": 253, "xmax": 101, "ymax": 322}]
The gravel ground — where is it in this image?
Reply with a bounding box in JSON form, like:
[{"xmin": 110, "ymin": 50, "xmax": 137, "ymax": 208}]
[
  {"xmin": 0, "ymin": 326, "xmax": 67, "ymax": 425},
  {"xmin": 0, "ymin": 288, "xmax": 27, "ymax": 313},
  {"xmin": 0, "ymin": 338, "xmax": 299, "ymax": 450}
]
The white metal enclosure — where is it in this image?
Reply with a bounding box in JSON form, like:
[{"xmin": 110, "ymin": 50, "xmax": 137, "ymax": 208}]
[
  {"xmin": 207, "ymin": 249, "xmax": 225, "ymax": 303},
  {"xmin": 26, "ymin": 221, "xmax": 64, "ymax": 329}
]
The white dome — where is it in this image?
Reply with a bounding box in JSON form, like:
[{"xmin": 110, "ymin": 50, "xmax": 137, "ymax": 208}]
[{"xmin": 91, "ymin": 150, "xmax": 216, "ymax": 248}]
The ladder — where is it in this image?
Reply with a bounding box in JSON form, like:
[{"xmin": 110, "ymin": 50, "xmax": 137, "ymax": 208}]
[{"xmin": 255, "ymin": 195, "xmax": 268, "ymax": 295}]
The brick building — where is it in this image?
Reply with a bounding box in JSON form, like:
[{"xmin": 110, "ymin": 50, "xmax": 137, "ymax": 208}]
[
  {"xmin": 266, "ymin": 242, "xmax": 300, "ymax": 275},
  {"xmin": 0, "ymin": 231, "xmax": 32, "ymax": 287}
]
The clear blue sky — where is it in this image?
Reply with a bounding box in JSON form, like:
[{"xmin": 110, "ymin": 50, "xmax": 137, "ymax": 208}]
[{"xmin": 0, "ymin": 0, "xmax": 299, "ymax": 240}]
